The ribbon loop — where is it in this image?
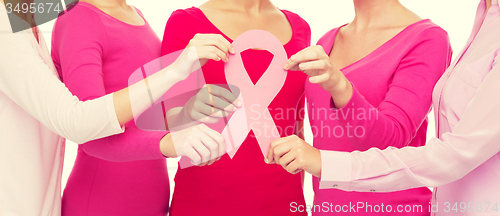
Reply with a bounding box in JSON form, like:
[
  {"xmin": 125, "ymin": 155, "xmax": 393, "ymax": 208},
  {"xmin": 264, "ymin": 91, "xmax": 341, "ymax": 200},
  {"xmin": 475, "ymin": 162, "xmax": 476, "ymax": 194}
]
[{"xmin": 223, "ymin": 29, "xmax": 288, "ymax": 158}]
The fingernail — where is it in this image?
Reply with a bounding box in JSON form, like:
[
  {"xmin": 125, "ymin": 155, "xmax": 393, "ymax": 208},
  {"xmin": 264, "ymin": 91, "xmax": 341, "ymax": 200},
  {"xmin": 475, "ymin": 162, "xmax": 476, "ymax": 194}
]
[
  {"xmin": 264, "ymin": 158, "xmax": 269, "ymax": 164},
  {"xmin": 284, "ymin": 63, "xmax": 289, "ymax": 70},
  {"xmin": 231, "ymin": 48, "xmax": 235, "ymax": 54},
  {"xmin": 237, "ymin": 101, "xmax": 242, "ymax": 107},
  {"xmin": 299, "ymin": 64, "xmax": 306, "ymax": 70},
  {"xmin": 217, "ymin": 57, "xmax": 221, "ymax": 61},
  {"xmin": 290, "ymin": 55, "xmax": 297, "ymax": 62},
  {"xmin": 309, "ymin": 77, "xmax": 316, "ymax": 83}
]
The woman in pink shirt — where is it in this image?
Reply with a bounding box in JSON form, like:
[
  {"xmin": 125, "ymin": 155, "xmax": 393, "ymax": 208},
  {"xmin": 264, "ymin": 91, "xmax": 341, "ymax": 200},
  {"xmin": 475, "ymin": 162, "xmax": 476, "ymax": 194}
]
[
  {"xmin": 267, "ymin": 0, "xmax": 452, "ymax": 215},
  {"xmin": 161, "ymin": 0, "xmax": 310, "ymax": 215},
  {"xmin": 270, "ymin": 0, "xmax": 500, "ymax": 216},
  {"xmin": 51, "ymin": 0, "xmax": 237, "ymax": 215},
  {"xmin": 0, "ymin": 0, "xmax": 228, "ymax": 214}
]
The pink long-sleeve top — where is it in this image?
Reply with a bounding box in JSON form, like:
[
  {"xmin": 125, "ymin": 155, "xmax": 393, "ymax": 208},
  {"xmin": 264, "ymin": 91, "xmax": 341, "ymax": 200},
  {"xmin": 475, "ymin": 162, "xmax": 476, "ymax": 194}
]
[
  {"xmin": 306, "ymin": 20, "xmax": 452, "ymax": 215},
  {"xmin": 51, "ymin": 2, "xmax": 169, "ymax": 215},
  {"xmin": 319, "ymin": 1, "xmax": 500, "ymax": 216}
]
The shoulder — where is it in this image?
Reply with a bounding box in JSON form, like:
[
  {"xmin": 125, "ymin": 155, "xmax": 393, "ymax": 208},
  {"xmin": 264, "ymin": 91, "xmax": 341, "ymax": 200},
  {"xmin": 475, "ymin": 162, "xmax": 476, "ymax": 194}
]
[
  {"xmin": 52, "ymin": 2, "xmax": 107, "ymax": 54},
  {"xmin": 317, "ymin": 27, "xmax": 342, "ymax": 45},
  {"xmin": 280, "ymin": 9, "xmax": 310, "ymax": 32},
  {"xmin": 408, "ymin": 20, "xmax": 450, "ymax": 45},
  {"xmin": 54, "ymin": 2, "xmax": 106, "ymax": 33},
  {"xmin": 167, "ymin": 7, "xmax": 203, "ymax": 24}
]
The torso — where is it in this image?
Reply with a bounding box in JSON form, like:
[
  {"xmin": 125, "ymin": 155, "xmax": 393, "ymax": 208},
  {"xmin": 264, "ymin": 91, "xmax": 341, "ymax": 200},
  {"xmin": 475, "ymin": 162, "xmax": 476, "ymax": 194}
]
[
  {"xmin": 80, "ymin": 0, "xmax": 145, "ymax": 26},
  {"xmin": 198, "ymin": 1, "xmax": 292, "ymax": 45},
  {"xmin": 307, "ymin": 18, "xmax": 451, "ymax": 215},
  {"xmin": 430, "ymin": 2, "xmax": 500, "ymax": 215},
  {"xmin": 161, "ymin": 7, "xmax": 310, "ymax": 216},
  {"xmin": 330, "ymin": 12, "xmax": 422, "ymax": 69},
  {"xmin": 52, "ymin": 2, "xmax": 169, "ymax": 215}
]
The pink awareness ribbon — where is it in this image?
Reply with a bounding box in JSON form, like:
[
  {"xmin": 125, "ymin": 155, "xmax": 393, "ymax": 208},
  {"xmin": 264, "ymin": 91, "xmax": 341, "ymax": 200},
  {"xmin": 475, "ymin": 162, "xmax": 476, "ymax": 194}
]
[
  {"xmin": 141, "ymin": 30, "xmax": 288, "ymax": 169},
  {"xmin": 222, "ymin": 29, "xmax": 288, "ymax": 159}
]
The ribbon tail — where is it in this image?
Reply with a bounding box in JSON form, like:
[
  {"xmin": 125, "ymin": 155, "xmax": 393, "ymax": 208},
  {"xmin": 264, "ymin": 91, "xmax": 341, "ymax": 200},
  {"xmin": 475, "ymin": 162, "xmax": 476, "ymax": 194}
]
[
  {"xmin": 223, "ymin": 96, "xmax": 248, "ymax": 159},
  {"xmin": 255, "ymin": 114, "xmax": 282, "ymax": 159},
  {"xmin": 179, "ymin": 156, "xmax": 194, "ymax": 169}
]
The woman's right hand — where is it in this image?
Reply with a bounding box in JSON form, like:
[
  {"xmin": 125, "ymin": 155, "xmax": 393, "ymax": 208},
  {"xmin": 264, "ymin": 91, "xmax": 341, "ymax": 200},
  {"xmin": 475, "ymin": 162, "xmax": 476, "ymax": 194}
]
[
  {"xmin": 181, "ymin": 84, "xmax": 242, "ymax": 124},
  {"xmin": 168, "ymin": 34, "xmax": 235, "ymax": 81},
  {"xmin": 160, "ymin": 124, "xmax": 226, "ymax": 166}
]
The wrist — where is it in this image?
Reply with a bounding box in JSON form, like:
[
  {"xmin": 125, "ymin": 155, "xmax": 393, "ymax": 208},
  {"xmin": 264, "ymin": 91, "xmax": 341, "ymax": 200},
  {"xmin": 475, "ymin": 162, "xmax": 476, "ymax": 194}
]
[
  {"xmin": 328, "ymin": 76, "xmax": 349, "ymax": 95},
  {"xmin": 163, "ymin": 65, "xmax": 188, "ymax": 83},
  {"xmin": 160, "ymin": 133, "xmax": 177, "ymax": 158},
  {"xmin": 328, "ymin": 77, "xmax": 353, "ymax": 109}
]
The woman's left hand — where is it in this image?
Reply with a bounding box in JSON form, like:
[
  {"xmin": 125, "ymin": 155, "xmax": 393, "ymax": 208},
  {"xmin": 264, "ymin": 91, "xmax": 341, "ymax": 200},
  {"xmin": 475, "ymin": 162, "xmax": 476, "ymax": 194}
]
[
  {"xmin": 266, "ymin": 135, "xmax": 321, "ymax": 177},
  {"xmin": 284, "ymin": 45, "xmax": 353, "ymax": 108}
]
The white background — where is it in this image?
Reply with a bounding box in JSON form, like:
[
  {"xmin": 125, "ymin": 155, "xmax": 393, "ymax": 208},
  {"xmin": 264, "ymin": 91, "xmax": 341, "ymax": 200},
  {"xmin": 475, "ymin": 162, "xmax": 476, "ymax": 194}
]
[{"xmin": 36, "ymin": 0, "xmax": 479, "ymax": 213}]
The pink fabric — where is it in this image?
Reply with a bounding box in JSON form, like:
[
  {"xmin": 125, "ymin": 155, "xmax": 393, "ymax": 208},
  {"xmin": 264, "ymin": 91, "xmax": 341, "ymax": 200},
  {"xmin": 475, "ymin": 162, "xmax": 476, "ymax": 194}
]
[
  {"xmin": 162, "ymin": 8, "xmax": 310, "ymax": 216},
  {"xmin": 319, "ymin": 1, "xmax": 500, "ymax": 216},
  {"xmin": 51, "ymin": 2, "xmax": 169, "ymax": 215},
  {"xmin": 306, "ymin": 20, "xmax": 452, "ymax": 215}
]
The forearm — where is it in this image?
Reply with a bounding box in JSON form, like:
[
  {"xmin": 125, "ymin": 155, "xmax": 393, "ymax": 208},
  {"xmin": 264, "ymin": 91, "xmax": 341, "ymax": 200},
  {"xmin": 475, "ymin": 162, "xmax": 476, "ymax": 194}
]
[
  {"xmin": 81, "ymin": 126, "xmax": 167, "ymax": 162},
  {"xmin": 334, "ymin": 86, "xmax": 417, "ymax": 150},
  {"xmin": 114, "ymin": 66, "xmax": 185, "ymax": 127},
  {"xmin": 295, "ymin": 121, "xmax": 305, "ymax": 140},
  {"xmin": 0, "ymin": 32, "xmax": 123, "ymax": 144},
  {"xmin": 328, "ymin": 76, "xmax": 353, "ymax": 109}
]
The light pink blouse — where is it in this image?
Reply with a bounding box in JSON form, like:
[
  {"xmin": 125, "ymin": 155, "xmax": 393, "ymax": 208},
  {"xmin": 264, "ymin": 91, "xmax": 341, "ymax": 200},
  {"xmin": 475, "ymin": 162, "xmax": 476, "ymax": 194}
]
[{"xmin": 319, "ymin": 0, "xmax": 500, "ymax": 215}]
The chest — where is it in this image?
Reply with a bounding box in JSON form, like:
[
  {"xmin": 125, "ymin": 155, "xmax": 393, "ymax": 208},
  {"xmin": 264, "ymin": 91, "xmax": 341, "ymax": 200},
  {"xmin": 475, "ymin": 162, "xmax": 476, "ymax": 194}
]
[
  {"xmin": 435, "ymin": 45, "xmax": 497, "ymax": 131},
  {"xmin": 330, "ymin": 27, "xmax": 406, "ymax": 69},
  {"xmin": 202, "ymin": 10, "xmax": 293, "ymax": 45},
  {"xmin": 101, "ymin": 26, "xmax": 161, "ymax": 92}
]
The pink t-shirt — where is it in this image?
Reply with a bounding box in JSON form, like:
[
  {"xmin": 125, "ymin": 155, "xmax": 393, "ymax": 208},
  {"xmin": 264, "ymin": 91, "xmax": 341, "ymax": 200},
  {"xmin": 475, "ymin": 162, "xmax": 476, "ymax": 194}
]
[
  {"xmin": 306, "ymin": 20, "xmax": 452, "ymax": 215},
  {"xmin": 162, "ymin": 7, "xmax": 309, "ymax": 216},
  {"xmin": 51, "ymin": 2, "xmax": 169, "ymax": 215}
]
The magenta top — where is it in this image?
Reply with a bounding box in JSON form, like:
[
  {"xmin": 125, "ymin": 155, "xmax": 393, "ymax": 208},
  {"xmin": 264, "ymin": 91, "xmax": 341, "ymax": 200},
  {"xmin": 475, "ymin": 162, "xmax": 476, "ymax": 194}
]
[
  {"xmin": 51, "ymin": 2, "xmax": 169, "ymax": 216},
  {"xmin": 162, "ymin": 8, "xmax": 309, "ymax": 216},
  {"xmin": 306, "ymin": 20, "xmax": 452, "ymax": 215}
]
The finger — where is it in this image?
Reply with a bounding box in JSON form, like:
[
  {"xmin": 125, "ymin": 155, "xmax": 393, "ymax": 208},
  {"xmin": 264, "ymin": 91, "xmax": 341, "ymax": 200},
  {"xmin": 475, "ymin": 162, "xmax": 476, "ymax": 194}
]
[
  {"xmin": 267, "ymin": 139, "xmax": 278, "ymax": 164},
  {"xmin": 189, "ymin": 108, "xmax": 220, "ymax": 124},
  {"xmin": 273, "ymin": 142, "xmax": 293, "ymax": 165},
  {"xmin": 208, "ymin": 85, "xmax": 241, "ymax": 108},
  {"xmin": 214, "ymin": 34, "xmax": 235, "ymax": 54},
  {"xmin": 195, "ymin": 101, "xmax": 232, "ymax": 119},
  {"xmin": 198, "ymin": 131, "xmax": 219, "ymax": 162},
  {"xmin": 286, "ymin": 160, "xmax": 303, "ymax": 175},
  {"xmin": 197, "ymin": 124, "xmax": 226, "ymax": 158},
  {"xmin": 193, "ymin": 36, "xmax": 230, "ymax": 62},
  {"xmin": 196, "ymin": 48, "xmax": 222, "ymax": 62},
  {"xmin": 278, "ymin": 150, "xmax": 297, "ymax": 170},
  {"xmin": 192, "ymin": 137, "xmax": 211, "ymax": 165},
  {"xmin": 309, "ymin": 72, "xmax": 331, "ymax": 84},
  {"xmin": 211, "ymin": 95, "xmax": 238, "ymax": 112},
  {"xmin": 284, "ymin": 46, "xmax": 326, "ymax": 71},
  {"xmin": 204, "ymin": 46, "xmax": 228, "ymax": 62},
  {"xmin": 298, "ymin": 59, "xmax": 328, "ymax": 72},
  {"xmin": 267, "ymin": 137, "xmax": 287, "ymax": 164},
  {"xmin": 184, "ymin": 146, "xmax": 202, "ymax": 166}
]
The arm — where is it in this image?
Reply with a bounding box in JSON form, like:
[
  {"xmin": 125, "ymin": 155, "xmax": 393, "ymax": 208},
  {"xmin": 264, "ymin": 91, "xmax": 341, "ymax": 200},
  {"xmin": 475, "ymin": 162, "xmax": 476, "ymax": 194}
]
[
  {"xmin": 294, "ymin": 94, "xmax": 306, "ymax": 139},
  {"xmin": 161, "ymin": 10, "xmax": 239, "ymax": 131},
  {"xmin": 0, "ymin": 19, "xmax": 122, "ymax": 144},
  {"xmin": 319, "ymin": 52, "xmax": 500, "ymax": 192},
  {"xmin": 0, "ymin": 10, "xmax": 212, "ymax": 145},
  {"xmin": 53, "ymin": 10, "xmax": 167, "ymax": 162},
  {"xmin": 286, "ymin": 28, "xmax": 452, "ymax": 150},
  {"xmin": 335, "ymin": 28, "xmax": 451, "ymax": 150}
]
